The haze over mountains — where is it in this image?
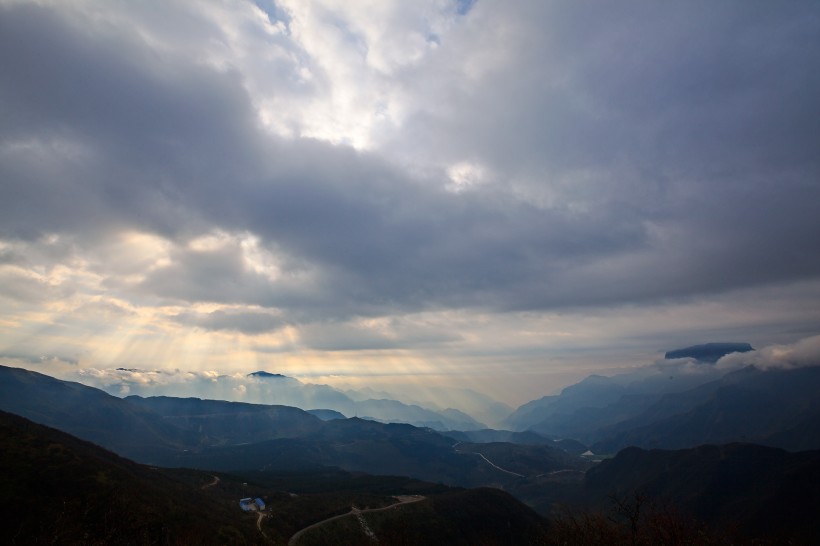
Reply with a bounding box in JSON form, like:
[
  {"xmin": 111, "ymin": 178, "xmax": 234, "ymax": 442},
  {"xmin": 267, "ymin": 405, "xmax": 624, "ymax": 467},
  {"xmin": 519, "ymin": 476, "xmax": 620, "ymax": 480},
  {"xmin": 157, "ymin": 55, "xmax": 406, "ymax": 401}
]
[
  {"xmin": 96, "ymin": 368, "xmax": 493, "ymax": 431},
  {"xmin": 505, "ymin": 343, "xmax": 741, "ymax": 431},
  {"xmin": 498, "ymin": 344, "xmax": 820, "ymax": 463},
  {"xmin": 6, "ymin": 340, "xmax": 820, "ymax": 459}
]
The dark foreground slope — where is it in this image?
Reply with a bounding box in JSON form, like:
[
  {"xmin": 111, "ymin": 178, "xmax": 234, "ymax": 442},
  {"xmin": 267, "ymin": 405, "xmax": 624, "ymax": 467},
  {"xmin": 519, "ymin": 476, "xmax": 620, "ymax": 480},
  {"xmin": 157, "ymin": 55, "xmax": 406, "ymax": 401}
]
[
  {"xmin": 0, "ymin": 410, "xmax": 260, "ymax": 545},
  {"xmin": 583, "ymin": 443, "xmax": 820, "ymax": 544},
  {"xmin": 0, "ymin": 410, "xmax": 554, "ymax": 545},
  {"xmin": 291, "ymin": 488, "xmax": 550, "ymax": 546}
]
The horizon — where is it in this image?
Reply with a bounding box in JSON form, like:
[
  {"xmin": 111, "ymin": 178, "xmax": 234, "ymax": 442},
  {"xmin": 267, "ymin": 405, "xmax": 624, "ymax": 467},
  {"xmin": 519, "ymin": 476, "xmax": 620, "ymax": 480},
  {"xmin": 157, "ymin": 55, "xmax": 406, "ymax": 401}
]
[
  {"xmin": 2, "ymin": 1, "xmax": 820, "ymax": 410},
  {"xmin": 5, "ymin": 335, "xmax": 820, "ymax": 413}
]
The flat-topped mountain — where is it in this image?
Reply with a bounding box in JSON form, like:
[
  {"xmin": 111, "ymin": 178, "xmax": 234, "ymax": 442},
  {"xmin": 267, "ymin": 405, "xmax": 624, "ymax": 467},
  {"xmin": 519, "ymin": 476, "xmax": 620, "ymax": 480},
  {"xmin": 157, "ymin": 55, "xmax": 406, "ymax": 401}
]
[
  {"xmin": 248, "ymin": 370, "xmax": 289, "ymax": 378},
  {"xmin": 664, "ymin": 342, "xmax": 754, "ymax": 362}
]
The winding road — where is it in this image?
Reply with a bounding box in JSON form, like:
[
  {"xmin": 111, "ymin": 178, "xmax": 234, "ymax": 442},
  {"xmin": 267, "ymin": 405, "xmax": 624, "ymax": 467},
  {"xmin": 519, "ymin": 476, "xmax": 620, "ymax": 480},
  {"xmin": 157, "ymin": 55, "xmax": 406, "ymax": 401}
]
[
  {"xmin": 201, "ymin": 475, "xmax": 220, "ymax": 490},
  {"xmin": 474, "ymin": 452, "xmax": 526, "ymax": 477},
  {"xmin": 454, "ymin": 442, "xmax": 580, "ymax": 479},
  {"xmin": 453, "ymin": 442, "xmax": 527, "ymax": 478},
  {"xmin": 287, "ymin": 495, "xmax": 425, "ymax": 545}
]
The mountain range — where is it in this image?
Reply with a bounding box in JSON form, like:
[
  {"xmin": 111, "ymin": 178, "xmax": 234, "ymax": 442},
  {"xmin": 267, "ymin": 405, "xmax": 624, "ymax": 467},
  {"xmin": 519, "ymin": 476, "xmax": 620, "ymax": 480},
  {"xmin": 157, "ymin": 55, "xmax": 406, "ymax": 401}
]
[
  {"xmin": 503, "ymin": 343, "xmax": 750, "ymax": 434},
  {"xmin": 590, "ymin": 365, "xmax": 820, "ymax": 453},
  {"xmin": 0, "ymin": 364, "xmax": 584, "ymax": 490},
  {"xmin": 108, "ymin": 368, "xmax": 490, "ymax": 431},
  {"xmin": 503, "ymin": 343, "xmax": 820, "ymax": 455},
  {"xmin": 3, "ymin": 358, "xmax": 820, "ymax": 543}
]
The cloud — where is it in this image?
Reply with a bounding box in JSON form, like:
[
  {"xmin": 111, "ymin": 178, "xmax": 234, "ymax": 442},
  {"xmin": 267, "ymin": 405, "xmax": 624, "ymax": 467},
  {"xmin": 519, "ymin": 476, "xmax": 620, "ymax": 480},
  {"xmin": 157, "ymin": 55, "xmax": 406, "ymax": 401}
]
[
  {"xmin": 297, "ymin": 316, "xmax": 460, "ymax": 351},
  {"xmin": 0, "ymin": 0, "xmax": 819, "ymax": 393},
  {"xmin": 718, "ymin": 335, "xmax": 820, "ymax": 370},
  {"xmin": 2, "ymin": 0, "xmax": 814, "ymax": 320},
  {"xmin": 72, "ymin": 366, "xmax": 357, "ymax": 412},
  {"xmin": 171, "ymin": 308, "xmax": 286, "ymax": 335},
  {"xmin": 0, "ymin": 267, "xmax": 56, "ymax": 303},
  {"xmin": 0, "ymin": 353, "xmax": 78, "ymax": 366}
]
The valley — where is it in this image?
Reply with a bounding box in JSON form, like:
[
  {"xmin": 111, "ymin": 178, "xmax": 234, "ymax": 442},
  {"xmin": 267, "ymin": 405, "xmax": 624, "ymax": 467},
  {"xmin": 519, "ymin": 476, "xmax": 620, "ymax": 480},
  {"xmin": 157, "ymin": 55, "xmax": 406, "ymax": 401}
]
[{"xmin": 2, "ymin": 344, "xmax": 820, "ymax": 544}]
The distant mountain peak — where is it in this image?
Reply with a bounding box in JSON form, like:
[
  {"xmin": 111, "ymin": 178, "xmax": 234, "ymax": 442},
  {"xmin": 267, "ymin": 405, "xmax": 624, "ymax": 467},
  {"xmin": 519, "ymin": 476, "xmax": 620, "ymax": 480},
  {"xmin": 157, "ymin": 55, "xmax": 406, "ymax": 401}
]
[
  {"xmin": 247, "ymin": 371, "xmax": 288, "ymax": 378},
  {"xmin": 580, "ymin": 374, "xmax": 613, "ymax": 383},
  {"xmin": 559, "ymin": 374, "xmax": 619, "ymax": 396},
  {"xmin": 665, "ymin": 342, "xmax": 753, "ymax": 363}
]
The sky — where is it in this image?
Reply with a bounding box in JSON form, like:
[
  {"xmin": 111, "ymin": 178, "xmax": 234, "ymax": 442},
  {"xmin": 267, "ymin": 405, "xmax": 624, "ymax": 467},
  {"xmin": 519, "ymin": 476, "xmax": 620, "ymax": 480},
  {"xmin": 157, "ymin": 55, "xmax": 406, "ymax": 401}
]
[{"xmin": 1, "ymin": 0, "xmax": 819, "ymax": 407}]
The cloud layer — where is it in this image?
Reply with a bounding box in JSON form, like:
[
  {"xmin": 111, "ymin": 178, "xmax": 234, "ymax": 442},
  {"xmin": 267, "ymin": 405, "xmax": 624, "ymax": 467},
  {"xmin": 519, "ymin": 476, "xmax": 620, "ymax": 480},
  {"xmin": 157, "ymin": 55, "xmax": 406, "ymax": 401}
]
[
  {"xmin": 1, "ymin": 0, "xmax": 819, "ymax": 401},
  {"xmin": 719, "ymin": 335, "xmax": 820, "ymax": 371}
]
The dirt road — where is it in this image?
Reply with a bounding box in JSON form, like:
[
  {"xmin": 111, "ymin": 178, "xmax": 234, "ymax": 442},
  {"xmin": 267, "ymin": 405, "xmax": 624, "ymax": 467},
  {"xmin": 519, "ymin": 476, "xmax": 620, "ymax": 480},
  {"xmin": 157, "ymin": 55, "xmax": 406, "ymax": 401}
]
[
  {"xmin": 201, "ymin": 475, "xmax": 220, "ymax": 490},
  {"xmin": 287, "ymin": 495, "xmax": 425, "ymax": 545},
  {"xmin": 454, "ymin": 443, "xmax": 526, "ymax": 478}
]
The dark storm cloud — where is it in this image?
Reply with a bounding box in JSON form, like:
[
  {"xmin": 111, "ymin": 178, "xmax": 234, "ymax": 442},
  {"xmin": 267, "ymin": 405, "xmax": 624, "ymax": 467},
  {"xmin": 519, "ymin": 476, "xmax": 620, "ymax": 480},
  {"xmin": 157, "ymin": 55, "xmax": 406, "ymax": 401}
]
[
  {"xmin": 296, "ymin": 319, "xmax": 460, "ymax": 351},
  {"xmin": 405, "ymin": 1, "xmax": 820, "ymax": 178},
  {"xmin": 0, "ymin": 248, "xmax": 25, "ymax": 266},
  {"xmin": 171, "ymin": 309, "xmax": 285, "ymax": 334},
  {"xmin": 0, "ymin": 2, "xmax": 260, "ymax": 240},
  {"xmin": 392, "ymin": 0, "xmax": 820, "ymax": 305},
  {"xmin": 0, "ymin": 267, "xmax": 67, "ymax": 303},
  {"xmin": 140, "ymin": 243, "xmax": 277, "ymax": 305},
  {"xmin": 2, "ymin": 0, "xmax": 819, "ymax": 324}
]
